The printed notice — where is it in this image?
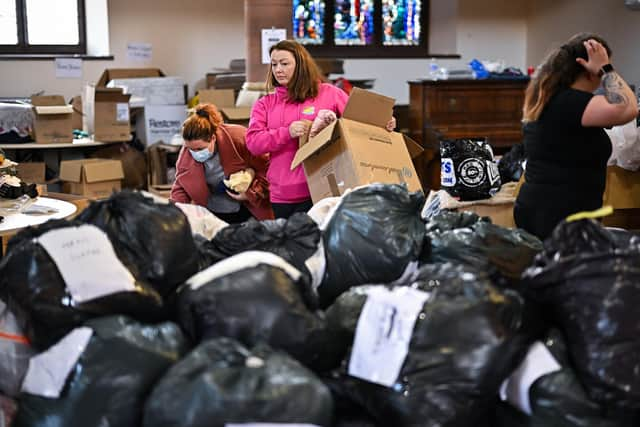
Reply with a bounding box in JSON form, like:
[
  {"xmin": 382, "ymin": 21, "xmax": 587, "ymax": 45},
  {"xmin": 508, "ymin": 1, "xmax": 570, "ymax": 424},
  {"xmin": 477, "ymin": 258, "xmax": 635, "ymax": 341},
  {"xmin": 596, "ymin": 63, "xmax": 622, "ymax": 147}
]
[
  {"xmin": 261, "ymin": 28, "xmax": 286, "ymax": 64},
  {"xmin": 116, "ymin": 103, "xmax": 130, "ymax": 122},
  {"xmin": 127, "ymin": 42, "xmax": 152, "ymax": 63},
  {"xmin": 55, "ymin": 57, "xmax": 82, "ymax": 79},
  {"xmin": 348, "ymin": 286, "xmax": 430, "ymax": 387},
  {"xmin": 37, "ymin": 225, "xmax": 136, "ymax": 303}
]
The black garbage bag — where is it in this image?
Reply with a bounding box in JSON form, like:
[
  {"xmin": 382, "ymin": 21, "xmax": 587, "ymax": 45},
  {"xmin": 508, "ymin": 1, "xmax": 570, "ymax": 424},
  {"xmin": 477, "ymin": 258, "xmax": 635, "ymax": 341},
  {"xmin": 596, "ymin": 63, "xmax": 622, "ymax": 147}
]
[
  {"xmin": 498, "ymin": 143, "xmax": 526, "ymax": 184},
  {"xmin": 177, "ymin": 251, "xmax": 346, "ymax": 372},
  {"xmin": 324, "ymin": 263, "xmax": 532, "ymax": 427},
  {"xmin": 77, "ymin": 190, "xmax": 199, "ymax": 297},
  {"xmin": 440, "ymin": 138, "xmax": 501, "ymax": 201},
  {"xmin": 0, "ymin": 299, "xmax": 35, "ymax": 397},
  {"xmin": 522, "ymin": 219, "xmax": 640, "ymax": 411},
  {"xmin": 0, "ymin": 218, "xmax": 164, "ymax": 350},
  {"xmin": 498, "ymin": 329, "xmax": 638, "ymax": 426},
  {"xmin": 197, "ymin": 213, "xmax": 322, "ymax": 304},
  {"xmin": 426, "ymin": 211, "xmax": 543, "ymax": 285},
  {"xmin": 143, "ymin": 338, "xmax": 334, "ymax": 427},
  {"xmin": 14, "ymin": 316, "xmax": 188, "ymax": 427},
  {"xmin": 318, "ymin": 184, "xmax": 426, "ymax": 308},
  {"xmin": 0, "ymin": 394, "xmax": 17, "ymax": 427}
]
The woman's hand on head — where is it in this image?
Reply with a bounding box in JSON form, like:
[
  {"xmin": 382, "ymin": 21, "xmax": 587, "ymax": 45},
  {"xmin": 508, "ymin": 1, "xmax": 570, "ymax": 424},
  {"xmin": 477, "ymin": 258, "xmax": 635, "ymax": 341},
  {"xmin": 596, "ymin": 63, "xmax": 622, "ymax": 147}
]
[
  {"xmin": 576, "ymin": 39, "xmax": 610, "ymax": 76},
  {"xmin": 289, "ymin": 120, "xmax": 312, "ymax": 138}
]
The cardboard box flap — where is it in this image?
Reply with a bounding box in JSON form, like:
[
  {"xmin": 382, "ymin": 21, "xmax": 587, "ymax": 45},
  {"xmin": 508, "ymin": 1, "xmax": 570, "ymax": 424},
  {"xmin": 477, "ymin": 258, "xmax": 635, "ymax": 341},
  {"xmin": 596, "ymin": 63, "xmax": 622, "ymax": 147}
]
[
  {"xmin": 83, "ymin": 159, "xmax": 124, "ymax": 182},
  {"xmin": 95, "ymin": 87, "xmax": 132, "ymax": 103},
  {"xmin": 290, "ymin": 120, "xmax": 340, "ymax": 170},
  {"xmin": 96, "ymin": 68, "xmax": 165, "ymax": 87},
  {"xmin": 198, "ymin": 89, "xmax": 235, "ymax": 107},
  {"xmin": 31, "ymin": 95, "xmax": 66, "ymax": 107},
  {"xmin": 34, "ymin": 105, "xmax": 74, "ymax": 115},
  {"xmin": 59, "ymin": 159, "xmax": 91, "ymax": 183},
  {"xmin": 403, "ymin": 135, "xmax": 424, "ymax": 159},
  {"xmin": 343, "ymin": 87, "xmax": 394, "ymax": 128},
  {"xmin": 221, "ymin": 106, "xmax": 251, "ymax": 120}
]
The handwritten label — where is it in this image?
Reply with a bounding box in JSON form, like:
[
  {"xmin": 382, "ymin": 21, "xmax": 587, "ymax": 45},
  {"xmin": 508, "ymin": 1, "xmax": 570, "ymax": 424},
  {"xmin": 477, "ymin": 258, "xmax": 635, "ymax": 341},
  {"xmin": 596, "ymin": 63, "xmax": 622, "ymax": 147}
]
[
  {"xmin": 261, "ymin": 28, "xmax": 286, "ymax": 64},
  {"xmin": 38, "ymin": 225, "xmax": 136, "ymax": 303},
  {"xmin": 348, "ymin": 286, "xmax": 430, "ymax": 387},
  {"xmin": 55, "ymin": 57, "xmax": 82, "ymax": 79},
  {"xmin": 127, "ymin": 42, "xmax": 152, "ymax": 63}
]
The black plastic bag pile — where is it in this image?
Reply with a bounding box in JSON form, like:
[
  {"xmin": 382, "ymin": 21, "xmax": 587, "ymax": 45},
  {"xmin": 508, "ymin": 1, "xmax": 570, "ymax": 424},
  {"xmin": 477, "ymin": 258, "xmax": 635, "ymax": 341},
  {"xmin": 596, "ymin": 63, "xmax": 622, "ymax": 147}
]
[
  {"xmin": 426, "ymin": 210, "xmax": 543, "ymax": 286},
  {"xmin": 143, "ymin": 337, "xmax": 334, "ymax": 427},
  {"xmin": 0, "ymin": 394, "xmax": 17, "ymax": 427},
  {"xmin": 195, "ymin": 212, "xmax": 321, "ymax": 284},
  {"xmin": 498, "ymin": 143, "xmax": 526, "ymax": 184},
  {"xmin": 77, "ymin": 190, "xmax": 199, "ymax": 297},
  {"xmin": 0, "ymin": 219, "xmax": 165, "ymax": 349},
  {"xmin": 0, "ymin": 299, "xmax": 34, "ymax": 397},
  {"xmin": 496, "ymin": 329, "xmax": 633, "ymax": 427},
  {"xmin": 324, "ymin": 263, "xmax": 532, "ymax": 427},
  {"xmin": 15, "ymin": 316, "xmax": 188, "ymax": 427},
  {"xmin": 318, "ymin": 184, "xmax": 427, "ymax": 308},
  {"xmin": 440, "ymin": 138, "xmax": 501, "ymax": 201},
  {"xmin": 177, "ymin": 251, "xmax": 344, "ymax": 372},
  {"xmin": 522, "ymin": 219, "xmax": 640, "ymax": 414}
]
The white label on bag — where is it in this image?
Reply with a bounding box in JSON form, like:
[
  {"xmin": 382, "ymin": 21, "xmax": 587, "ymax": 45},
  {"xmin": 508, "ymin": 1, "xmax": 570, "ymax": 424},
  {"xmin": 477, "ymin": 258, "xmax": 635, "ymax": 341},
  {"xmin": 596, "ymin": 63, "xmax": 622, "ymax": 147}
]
[
  {"xmin": 487, "ymin": 160, "xmax": 500, "ymax": 185},
  {"xmin": 226, "ymin": 424, "xmax": 320, "ymax": 427},
  {"xmin": 348, "ymin": 287, "xmax": 430, "ymax": 387},
  {"xmin": 499, "ymin": 341, "xmax": 562, "ymax": 415},
  {"xmin": 21, "ymin": 327, "xmax": 93, "ymax": 398},
  {"xmin": 38, "ymin": 225, "xmax": 136, "ymax": 303},
  {"xmin": 440, "ymin": 157, "xmax": 456, "ymax": 187}
]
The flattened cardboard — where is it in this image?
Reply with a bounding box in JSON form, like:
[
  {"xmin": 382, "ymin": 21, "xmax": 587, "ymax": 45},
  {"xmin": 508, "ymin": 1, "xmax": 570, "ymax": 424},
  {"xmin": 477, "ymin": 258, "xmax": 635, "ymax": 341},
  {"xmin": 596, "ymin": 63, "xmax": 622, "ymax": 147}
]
[
  {"xmin": 198, "ymin": 89, "xmax": 251, "ymax": 123},
  {"xmin": 59, "ymin": 158, "xmax": 124, "ymax": 199},
  {"xmin": 96, "ymin": 68, "xmax": 165, "ymax": 87},
  {"xmin": 31, "ymin": 95, "xmax": 73, "ymax": 144},
  {"xmin": 291, "ymin": 88, "xmax": 422, "ymax": 203}
]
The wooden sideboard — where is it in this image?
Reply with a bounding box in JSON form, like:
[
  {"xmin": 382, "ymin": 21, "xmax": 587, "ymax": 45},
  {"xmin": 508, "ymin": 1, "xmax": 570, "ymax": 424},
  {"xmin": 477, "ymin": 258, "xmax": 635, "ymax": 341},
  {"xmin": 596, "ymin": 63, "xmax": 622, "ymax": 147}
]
[{"xmin": 408, "ymin": 78, "xmax": 529, "ymax": 191}]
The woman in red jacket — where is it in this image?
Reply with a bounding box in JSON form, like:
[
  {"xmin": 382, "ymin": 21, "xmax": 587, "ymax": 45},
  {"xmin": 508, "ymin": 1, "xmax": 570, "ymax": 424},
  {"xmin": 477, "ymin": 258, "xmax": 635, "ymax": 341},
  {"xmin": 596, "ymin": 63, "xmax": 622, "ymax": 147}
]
[{"xmin": 170, "ymin": 103, "xmax": 274, "ymax": 222}]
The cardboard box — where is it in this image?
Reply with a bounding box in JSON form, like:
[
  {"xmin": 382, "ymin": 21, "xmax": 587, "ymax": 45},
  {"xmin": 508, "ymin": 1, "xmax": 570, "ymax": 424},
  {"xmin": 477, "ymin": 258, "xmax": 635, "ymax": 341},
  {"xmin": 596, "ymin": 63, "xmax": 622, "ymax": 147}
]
[
  {"xmin": 70, "ymin": 95, "xmax": 83, "ymax": 130},
  {"xmin": 603, "ymin": 165, "xmax": 640, "ymax": 209},
  {"xmin": 198, "ymin": 89, "xmax": 251, "ymax": 124},
  {"xmin": 31, "ymin": 95, "xmax": 73, "ymax": 144},
  {"xmin": 59, "ymin": 158, "xmax": 124, "ymax": 199},
  {"xmin": 457, "ymin": 203, "xmax": 516, "ymax": 228},
  {"xmin": 83, "ymin": 86, "xmax": 132, "ymax": 142},
  {"xmin": 107, "ymin": 76, "xmax": 186, "ymax": 105},
  {"xmin": 135, "ymin": 104, "xmax": 187, "ymax": 146},
  {"xmin": 290, "ymin": 88, "xmax": 423, "ymax": 202},
  {"xmin": 96, "ymin": 68, "xmax": 165, "ymax": 87},
  {"xmin": 16, "ymin": 162, "xmax": 46, "ymax": 184}
]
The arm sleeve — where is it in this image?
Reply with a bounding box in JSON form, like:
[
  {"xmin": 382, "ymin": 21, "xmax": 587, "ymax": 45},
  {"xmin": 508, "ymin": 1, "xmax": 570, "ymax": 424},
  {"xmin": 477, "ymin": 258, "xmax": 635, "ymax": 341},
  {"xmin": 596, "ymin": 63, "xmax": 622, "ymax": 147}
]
[
  {"xmin": 235, "ymin": 131, "xmax": 271, "ymax": 204},
  {"xmin": 246, "ymin": 99, "xmax": 291, "ymax": 156},
  {"xmin": 334, "ymin": 86, "xmax": 349, "ymax": 116},
  {"xmin": 169, "ymin": 148, "xmax": 192, "ymax": 203}
]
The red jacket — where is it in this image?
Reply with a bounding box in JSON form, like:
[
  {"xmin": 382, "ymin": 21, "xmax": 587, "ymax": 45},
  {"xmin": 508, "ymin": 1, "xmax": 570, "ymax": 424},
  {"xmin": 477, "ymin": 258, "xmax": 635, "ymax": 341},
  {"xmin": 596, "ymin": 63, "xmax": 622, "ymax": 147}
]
[{"xmin": 170, "ymin": 124, "xmax": 274, "ymax": 220}]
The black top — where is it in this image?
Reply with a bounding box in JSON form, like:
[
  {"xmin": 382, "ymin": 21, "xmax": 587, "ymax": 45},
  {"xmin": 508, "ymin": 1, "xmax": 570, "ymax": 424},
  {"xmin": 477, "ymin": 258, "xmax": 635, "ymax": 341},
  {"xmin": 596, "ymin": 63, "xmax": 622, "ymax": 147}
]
[{"xmin": 515, "ymin": 88, "xmax": 612, "ymax": 239}]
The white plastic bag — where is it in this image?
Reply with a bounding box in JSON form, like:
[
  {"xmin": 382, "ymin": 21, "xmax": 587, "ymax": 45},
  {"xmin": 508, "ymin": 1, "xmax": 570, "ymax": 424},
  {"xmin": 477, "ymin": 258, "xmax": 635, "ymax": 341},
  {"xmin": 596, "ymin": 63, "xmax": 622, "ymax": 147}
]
[
  {"xmin": 606, "ymin": 120, "xmax": 640, "ymax": 171},
  {"xmin": 175, "ymin": 203, "xmax": 228, "ymax": 240}
]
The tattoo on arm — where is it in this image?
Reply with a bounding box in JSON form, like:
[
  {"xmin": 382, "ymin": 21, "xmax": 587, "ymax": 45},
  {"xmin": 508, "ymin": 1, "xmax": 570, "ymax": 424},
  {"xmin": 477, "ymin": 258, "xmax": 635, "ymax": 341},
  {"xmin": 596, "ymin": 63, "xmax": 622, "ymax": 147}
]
[{"xmin": 602, "ymin": 73, "xmax": 629, "ymax": 105}]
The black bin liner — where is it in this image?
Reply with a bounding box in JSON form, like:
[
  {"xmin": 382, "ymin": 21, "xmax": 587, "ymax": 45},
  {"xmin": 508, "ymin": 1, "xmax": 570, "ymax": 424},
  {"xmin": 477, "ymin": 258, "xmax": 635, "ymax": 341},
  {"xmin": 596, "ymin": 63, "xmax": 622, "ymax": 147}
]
[
  {"xmin": 318, "ymin": 184, "xmax": 426, "ymax": 308},
  {"xmin": 324, "ymin": 263, "xmax": 532, "ymax": 427},
  {"xmin": 77, "ymin": 191, "xmax": 199, "ymax": 297},
  {"xmin": 177, "ymin": 251, "xmax": 345, "ymax": 372},
  {"xmin": 0, "ymin": 219, "xmax": 165, "ymax": 350},
  {"xmin": 440, "ymin": 138, "xmax": 501, "ymax": 201},
  {"xmin": 0, "ymin": 299, "xmax": 35, "ymax": 397},
  {"xmin": 15, "ymin": 316, "xmax": 188, "ymax": 427},
  {"xmin": 143, "ymin": 337, "xmax": 334, "ymax": 427},
  {"xmin": 426, "ymin": 210, "xmax": 542, "ymax": 286},
  {"xmin": 498, "ymin": 143, "xmax": 526, "ymax": 184},
  {"xmin": 522, "ymin": 219, "xmax": 640, "ymax": 411}
]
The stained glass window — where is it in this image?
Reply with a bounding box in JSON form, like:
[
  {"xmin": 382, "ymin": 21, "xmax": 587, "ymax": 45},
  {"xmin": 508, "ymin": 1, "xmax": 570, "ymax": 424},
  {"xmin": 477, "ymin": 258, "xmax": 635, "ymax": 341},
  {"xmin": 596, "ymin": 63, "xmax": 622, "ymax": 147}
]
[
  {"xmin": 382, "ymin": 0, "xmax": 421, "ymax": 46},
  {"xmin": 293, "ymin": 0, "xmax": 326, "ymax": 45},
  {"xmin": 334, "ymin": 0, "xmax": 374, "ymax": 46}
]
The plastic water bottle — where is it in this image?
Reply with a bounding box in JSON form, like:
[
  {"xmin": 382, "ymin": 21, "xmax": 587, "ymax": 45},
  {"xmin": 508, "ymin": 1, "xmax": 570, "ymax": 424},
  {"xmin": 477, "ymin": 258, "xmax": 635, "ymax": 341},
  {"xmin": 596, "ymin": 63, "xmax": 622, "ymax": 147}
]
[{"xmin": 428, "ymin": 58, "xmax": 440, "ymax": 80}]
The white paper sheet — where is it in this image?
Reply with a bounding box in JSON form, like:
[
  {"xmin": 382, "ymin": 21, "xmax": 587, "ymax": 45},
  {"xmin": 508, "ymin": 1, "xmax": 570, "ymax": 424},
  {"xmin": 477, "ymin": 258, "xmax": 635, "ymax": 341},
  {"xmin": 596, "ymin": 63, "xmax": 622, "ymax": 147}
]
[
  {"xmin": 55, "ymin": 57, "xmax": 82, "ymax": 79},
  {"xmin": 261, "ymin": 28, "xmax": 286, "ymax": 64}
]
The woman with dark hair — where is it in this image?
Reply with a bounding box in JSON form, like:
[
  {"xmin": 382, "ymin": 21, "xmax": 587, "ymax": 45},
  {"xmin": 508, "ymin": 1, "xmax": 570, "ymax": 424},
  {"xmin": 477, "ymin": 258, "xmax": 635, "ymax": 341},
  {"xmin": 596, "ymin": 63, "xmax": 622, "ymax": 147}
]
[
  {"xmin": 246, "ymin": 39, "xmax": 395, "ymax": 219},
  {"xmin": 170, "ymin": 103, "xmax": 274, "ymax": 223},
  {"xmin": 514, "ymin": 33, "xmax": 638, "ymax": 239}
]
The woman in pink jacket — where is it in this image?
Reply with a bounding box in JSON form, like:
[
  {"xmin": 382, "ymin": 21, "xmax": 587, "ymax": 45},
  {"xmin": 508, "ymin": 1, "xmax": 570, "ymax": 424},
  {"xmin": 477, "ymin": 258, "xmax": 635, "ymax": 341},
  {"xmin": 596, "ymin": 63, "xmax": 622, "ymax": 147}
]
[{"xmin": 246, "ymin": 40, "xmax": 350, "ymax": 219}]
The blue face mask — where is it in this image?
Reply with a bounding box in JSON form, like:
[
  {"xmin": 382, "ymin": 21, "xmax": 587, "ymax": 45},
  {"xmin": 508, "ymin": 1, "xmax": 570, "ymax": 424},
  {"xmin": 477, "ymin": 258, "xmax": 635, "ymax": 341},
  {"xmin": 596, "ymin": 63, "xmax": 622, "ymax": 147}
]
[{"xmin": 189, "ymin": 147, "xmax": 214, "ymax": 163}]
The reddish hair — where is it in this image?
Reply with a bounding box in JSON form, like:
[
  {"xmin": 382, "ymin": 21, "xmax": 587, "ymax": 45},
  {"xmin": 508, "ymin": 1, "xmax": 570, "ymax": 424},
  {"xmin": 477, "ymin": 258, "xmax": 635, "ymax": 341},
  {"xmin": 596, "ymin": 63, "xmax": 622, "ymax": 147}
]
[
  {"xmin": 266, "ymin": 40, "xmax": 325, "ymax": 103},
  {"xmin": 182, "ymin": 103, "xmax": 223, "ymax": 141}
]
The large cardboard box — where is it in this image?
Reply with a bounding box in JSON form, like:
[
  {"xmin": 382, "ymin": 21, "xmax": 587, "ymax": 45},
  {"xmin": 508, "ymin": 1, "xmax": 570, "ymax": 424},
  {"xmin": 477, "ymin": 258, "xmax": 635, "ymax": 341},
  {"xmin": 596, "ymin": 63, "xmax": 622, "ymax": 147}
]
[
  {"xmin": 31, "ymin": 95, "xmax": 74, "ymax": 144},
  {"xmin": 603, "ymin": 165, "xmax": 640, "ymax": 209},
  {"xmin": 16, "ymin": 162, "xmax": 46, "ymax": 184},
  {"xmin": 135, "ymin": 104, "xmax": 187, "ymax": 146},
  {"xmin": 83, "ymin": 86, "xmax": 132, "ymax": 141},
  {"xmin": 96, "ymin": 68, "xmax": 165, "ymax": 87},
  {"xmin": 290, "ymin": 88, "xmax": 423, "ymax": 202},
  {"xmin": 59, "ymin": 158, "xmax": 124, "ymax": 199},
  {"xmin": 70, "ymin": 95, "xmax": 83, "ymax": 130},
  {"xmin": 198, "ymin": 89, "xmax": 251, "ymax": 124}
]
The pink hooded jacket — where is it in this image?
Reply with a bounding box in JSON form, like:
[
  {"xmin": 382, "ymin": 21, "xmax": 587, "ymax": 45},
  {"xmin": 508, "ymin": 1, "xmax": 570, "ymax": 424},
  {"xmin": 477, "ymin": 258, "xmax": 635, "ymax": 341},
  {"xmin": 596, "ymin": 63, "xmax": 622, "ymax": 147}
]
[{"xmin": 246, "ymin": 82, "xmax": 348, "ymax": 203}]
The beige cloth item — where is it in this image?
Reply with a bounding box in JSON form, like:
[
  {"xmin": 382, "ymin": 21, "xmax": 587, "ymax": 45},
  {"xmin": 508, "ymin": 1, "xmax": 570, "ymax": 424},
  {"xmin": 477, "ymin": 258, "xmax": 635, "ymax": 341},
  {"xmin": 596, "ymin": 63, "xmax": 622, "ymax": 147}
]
[{"xmin": 223, "ymin": 168, "xmax": 255, "ymax": 193}]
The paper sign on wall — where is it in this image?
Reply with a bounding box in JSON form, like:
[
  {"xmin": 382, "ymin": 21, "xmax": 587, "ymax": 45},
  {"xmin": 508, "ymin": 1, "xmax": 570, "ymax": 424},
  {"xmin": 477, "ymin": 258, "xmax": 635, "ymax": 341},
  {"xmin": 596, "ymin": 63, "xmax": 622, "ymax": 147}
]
[
  {"xmin": 127, "ymin": 42, "xmax": 152, "ymax": 63},
  {"xmin": 55, "ymin": 57, "xmax": 82, "ymax": 79},
  {"xmin": 37, "ymin": 224, "xmax": 137, "ymax": 303},
  {"xmin": 261, "ymin": 28, "xmax": 286, "ymax": 64}
]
